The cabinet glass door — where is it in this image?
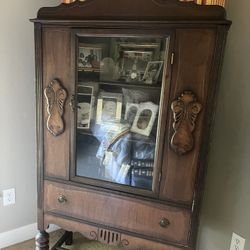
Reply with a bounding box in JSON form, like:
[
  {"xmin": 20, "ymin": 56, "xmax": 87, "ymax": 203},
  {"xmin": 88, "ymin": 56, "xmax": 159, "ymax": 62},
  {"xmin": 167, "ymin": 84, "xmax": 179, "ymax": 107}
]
[{"xmin": 74, "ymin": 34, "xmax": 169, "ymax": 192}]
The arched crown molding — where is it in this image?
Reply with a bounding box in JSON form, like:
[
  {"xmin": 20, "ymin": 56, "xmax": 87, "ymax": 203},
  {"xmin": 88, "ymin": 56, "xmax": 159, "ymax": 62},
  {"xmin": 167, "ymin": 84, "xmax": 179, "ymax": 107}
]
[{"xmin": 36, "ymin": 0, "xmax": 226, "ymax": 21}]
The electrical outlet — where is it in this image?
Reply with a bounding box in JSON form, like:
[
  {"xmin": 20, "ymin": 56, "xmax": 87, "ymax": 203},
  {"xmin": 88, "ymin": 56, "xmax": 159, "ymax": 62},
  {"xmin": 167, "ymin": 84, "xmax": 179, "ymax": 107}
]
[
  {"xmin": 2, "ymin": 188, "xmax": 16, "ymax": 206},
  {"xmin": 230, "ymin": 233, "xmax": 245, "ymax": 250}
]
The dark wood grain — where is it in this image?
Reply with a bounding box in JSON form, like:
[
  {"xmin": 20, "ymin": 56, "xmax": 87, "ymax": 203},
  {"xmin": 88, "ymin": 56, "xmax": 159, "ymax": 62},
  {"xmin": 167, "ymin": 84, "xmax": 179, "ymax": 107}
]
[
  {"xmin": 36, "ymin": 0, "xmax": 226, "ymax": 21},
  {"xmin": 189, "ymin": 25, "xmax": 230, "ymax": 250},
  {"xmin": 45, "ymin": 176, "xmax": 191, "ymax": 210},
  {"xmin": 43, "ymin": 27, "xmax": 72, "ymax": 179},
  {"xmin": 32, "ymin": 1, "xmax": 231, "ymax": 249},
  {"xmin": 160, "ymin": 29, "xmax": 216, "ymax": 204},
  {"xmin": 44, "ymin": 214, "xmax": 186, "ymax": 250},
  {"xmin": 170, "ymin": 91, "xmax": 202, "ymax": 155},
  {"xmin": 44, "ymin": 181, "xmax": 191, "ymax": 245},
  {"xmin": 34, "ymin": 23, "xmax": 45, "ymax": 231},
  {"xmin": 44, "ymin": 79, "xmax": 67, "ymax": 136}
]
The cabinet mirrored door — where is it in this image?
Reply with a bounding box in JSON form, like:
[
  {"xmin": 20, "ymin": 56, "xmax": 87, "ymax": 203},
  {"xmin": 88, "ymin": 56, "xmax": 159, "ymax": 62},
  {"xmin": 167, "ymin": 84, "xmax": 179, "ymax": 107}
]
[{"xmin": 74, "ymin": 34, "xmax": 170, "ymax": 192}]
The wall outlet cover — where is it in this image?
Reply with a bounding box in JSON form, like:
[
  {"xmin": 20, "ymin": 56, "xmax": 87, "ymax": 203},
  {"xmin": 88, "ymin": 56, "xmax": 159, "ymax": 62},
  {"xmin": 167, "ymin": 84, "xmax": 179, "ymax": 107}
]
[
  {"xmin": 2, "ymin": 188, "xmax": 16, "ymax": 206},
  {"xmin": 230, "ymin": 233, "xmax": 245, "ymax": 250}
]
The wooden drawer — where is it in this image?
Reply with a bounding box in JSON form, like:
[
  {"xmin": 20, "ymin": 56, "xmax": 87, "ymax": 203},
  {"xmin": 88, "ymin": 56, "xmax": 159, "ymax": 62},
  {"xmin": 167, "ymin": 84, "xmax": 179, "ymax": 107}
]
[{"xmin": 44, "ymin": 181, "xmax": 191, "ymax": 245}]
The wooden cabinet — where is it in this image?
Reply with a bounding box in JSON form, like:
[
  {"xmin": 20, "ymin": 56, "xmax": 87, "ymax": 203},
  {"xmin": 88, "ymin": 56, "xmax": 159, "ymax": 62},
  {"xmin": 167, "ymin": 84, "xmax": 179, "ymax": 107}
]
[{"xmin": 31, "ymin": 1, "xmax": 231, "ymax": 249}]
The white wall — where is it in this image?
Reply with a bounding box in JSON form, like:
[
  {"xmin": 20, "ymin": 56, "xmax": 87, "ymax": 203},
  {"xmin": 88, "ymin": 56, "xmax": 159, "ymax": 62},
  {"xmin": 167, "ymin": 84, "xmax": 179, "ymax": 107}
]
[
  {"xmin": 0, "ymin": 0, "xmax": 60, "ymax": 234},
  {"xmin": 197, "ymin": 0, "xmax": 250, "ymax": 249}
]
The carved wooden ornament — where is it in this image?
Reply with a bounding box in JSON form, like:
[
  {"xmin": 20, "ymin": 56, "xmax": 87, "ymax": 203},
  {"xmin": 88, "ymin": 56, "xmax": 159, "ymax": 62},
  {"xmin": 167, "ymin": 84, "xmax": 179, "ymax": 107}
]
[
  {"xmin": 171, "ymin": 91, "xmax": 202, "ymax": 155},
  {"xmin": 89, "ymin": 228, "xmax": 128, "ymax": 247},
  {"xmin": 44, "ymin": 79, "xmax": 67, "ymax": 136}
]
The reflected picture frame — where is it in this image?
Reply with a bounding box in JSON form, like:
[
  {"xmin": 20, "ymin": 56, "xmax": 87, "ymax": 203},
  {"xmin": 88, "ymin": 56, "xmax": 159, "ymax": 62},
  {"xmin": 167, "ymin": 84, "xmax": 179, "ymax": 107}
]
[
  {"xmin": 78, "ymin": 43, "xmax": 103, "ymax": 72},
  {"xmin": 131, "ymin": 102, "xmax": 159, "ymax": 137},
  {"xmin": 77, "ymin": 85, "xmax": 94, "ymax": 130},
  {"xmin": 124, "ymin": 103, "xmax": 140, "ymax": 125},
  {"xmin": 143, "ymin": 61, "xmax": 164, "ymax": 84},
  {"xmin": 96, "ymin": 92, "xmax": 123, "ymax": 125}
]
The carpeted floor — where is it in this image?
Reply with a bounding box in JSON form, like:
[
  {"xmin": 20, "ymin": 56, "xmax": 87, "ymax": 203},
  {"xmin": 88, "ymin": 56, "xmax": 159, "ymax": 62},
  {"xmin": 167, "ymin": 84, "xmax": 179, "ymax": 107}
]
[{"xmin": 2, "ymin": 230, "xmax": 125, "ymax": 250}]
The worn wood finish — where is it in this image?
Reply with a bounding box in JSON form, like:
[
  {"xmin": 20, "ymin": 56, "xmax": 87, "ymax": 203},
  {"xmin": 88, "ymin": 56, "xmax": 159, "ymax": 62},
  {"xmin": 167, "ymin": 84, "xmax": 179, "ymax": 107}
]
[
  {"xmin": 44, "ymin": 181, "xmax": 191, "ymax": 245},
  {"xmin": 43, "ymin": 27, "xmax": 72, "ymax": 179},
  {"xmin": 188, "ymin": 25, "xmax": 230, "ymax": 250},
  {"xmin": 34, "ymin": 22, "xmax": 46, "ymax": 231},
  {"xmin": 44, "ymin": 79, "xmax": 67, "ymax": 136},
  {"xmin": 33, "ymin": 1, "xmax": 231, "ymax": 249},
  {"xmin": 160, "ymin": 29, "xmax": 216, "ymax": 204},
  {"xmin": 170, "ymin": 91, "xmax": 202, "ymax": 155},
  {"xmin": 44, "ymin": 214, "xmax": 185, "ymax": 250},
  {"xmin": 37, "ymin": 0, "xmax": 226, "ymax": 21},
  {"xmin": 45, "ymin": 176, "xmax": 191, "ymax": 210}
]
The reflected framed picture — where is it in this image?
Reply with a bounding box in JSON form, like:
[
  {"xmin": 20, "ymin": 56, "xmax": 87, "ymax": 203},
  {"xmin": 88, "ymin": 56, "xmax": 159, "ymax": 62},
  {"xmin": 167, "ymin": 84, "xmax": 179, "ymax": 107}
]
[
  {"xmin": 77, "ymin": 86, "xmax": 94, "ymax": 130},
  {"xmin": 96, "ymin": 92, "xmax": 123, "ymax": 125},
  {"xmin": 131, "ymin": 102, "xmax": 159, "ymax": 137},
  {"xmin": 125, "ymin": 103, "xmax": 139, "ymax": 125},
  {"xmin": 114, "ymin": 41, "xmax": 161, "ymax": 82},
  {"xmin": 143, "ymin": 61, "xmax": 164, "ymax": 84},
  {"xmin": 118, "ymin": 50, "xmax": 153, "ymax": 82},
  {"xmin": 78, "ymin": 44, "xmax": 103, "ymax": 72},
  {"xmin": 77, "ymin": 101, "xmax": 92, "ymax": 129}
]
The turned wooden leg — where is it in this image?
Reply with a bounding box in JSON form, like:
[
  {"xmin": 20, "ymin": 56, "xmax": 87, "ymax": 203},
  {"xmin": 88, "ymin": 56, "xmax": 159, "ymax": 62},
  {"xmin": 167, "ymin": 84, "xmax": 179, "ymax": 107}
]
[
  {"xmin": 65, "ymin": 231, "xmax": 73, "ymax": 245},
  {"xmin": 36, "ymin": 230, "xmax": 49, "ymax": 250}
]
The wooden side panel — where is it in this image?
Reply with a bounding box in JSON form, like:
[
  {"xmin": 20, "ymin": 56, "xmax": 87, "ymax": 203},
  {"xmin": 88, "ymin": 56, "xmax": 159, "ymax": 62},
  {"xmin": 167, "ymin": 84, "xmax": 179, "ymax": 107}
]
[
  {"xmin": 44, "ymin": 214, "xmax": 184, "ymax": 250},
  {"xmin": 44, "ymin": 181, "xmax": 190, "ymax": 245},
  {"xmin": 43, "ymin": 27, "xmax": 72, "ymax": 179},
  {"xmin": 160, "ymin": 29, "xmax": 216, "ymax": 204},
  {"xmin": 35, "ymin": 22, "xmax": 45, "ymax": 231}
]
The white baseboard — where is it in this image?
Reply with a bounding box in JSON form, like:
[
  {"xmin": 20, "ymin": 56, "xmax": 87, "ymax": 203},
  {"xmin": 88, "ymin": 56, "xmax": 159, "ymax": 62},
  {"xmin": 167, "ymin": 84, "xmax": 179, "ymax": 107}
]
[{"xmin": 0, "ymin": 223, "xmax": 60, "ymax": 249}]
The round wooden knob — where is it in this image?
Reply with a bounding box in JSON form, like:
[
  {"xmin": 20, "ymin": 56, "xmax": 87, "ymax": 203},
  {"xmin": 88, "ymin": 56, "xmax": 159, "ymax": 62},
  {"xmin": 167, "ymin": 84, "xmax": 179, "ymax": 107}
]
[
  {"xmin": 58, "ymin": 195, "xmax": 67, "ymax": 204},
  {"xmin": 159, "ymin": 218, "xmax": 170, "ymax": 228}
]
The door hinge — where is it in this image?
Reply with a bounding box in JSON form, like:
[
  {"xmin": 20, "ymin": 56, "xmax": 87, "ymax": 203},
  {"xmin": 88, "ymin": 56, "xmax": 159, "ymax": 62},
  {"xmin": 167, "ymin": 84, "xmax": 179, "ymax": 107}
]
[
  {"xmin": 69, "ymin": 94, "xmax": 76, "ymax": 112},
  {"xmin": 159, "ymin": 172, "xmax": 162, "ymax": 183},
  {"xmin": 192, "ymin": 198, "xmax": 196, "ymax": 212},
  {"xmin": 170, "ymin": 52, "xmax": 175, "ymax": 65}
]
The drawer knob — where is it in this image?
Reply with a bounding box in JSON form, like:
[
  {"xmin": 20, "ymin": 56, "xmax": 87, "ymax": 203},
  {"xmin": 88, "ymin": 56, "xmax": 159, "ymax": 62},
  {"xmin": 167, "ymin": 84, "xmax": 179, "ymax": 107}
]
[
  {"xmin": 159, "ymin": 218, "xmax": 170, "ymax": 228},
  {"xmin": 58, "ymin": 195, "xmax": 67, "ymax": 204}
]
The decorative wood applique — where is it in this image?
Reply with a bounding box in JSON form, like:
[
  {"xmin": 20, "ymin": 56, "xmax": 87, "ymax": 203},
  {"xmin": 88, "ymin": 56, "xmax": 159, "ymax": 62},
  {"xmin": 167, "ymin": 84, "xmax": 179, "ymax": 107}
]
[
  {"xmin": 170, "ymin": 91, "xmax": 202, "ymax": 155},
  {"xmin": 37, "ymin": 0, "xmax": 226, "ymax": 21},
  {"xmin": 44, "ymin": 79, "xmax": 67, "ymax": 136},
  {"xmin": 98, "ymin": 228, "xmax": 121, "ymax": 246},
  {"xmin": 89, "ymin": 228, "xmax": 126, "ymax": 247}
]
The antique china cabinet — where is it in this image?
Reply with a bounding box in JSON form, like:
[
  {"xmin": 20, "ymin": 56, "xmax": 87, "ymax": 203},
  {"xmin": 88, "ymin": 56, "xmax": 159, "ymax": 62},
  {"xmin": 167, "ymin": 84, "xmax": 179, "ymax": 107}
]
[{"xmin": 31, "ymin": 0, "xmax": 231, "ymax": 249}]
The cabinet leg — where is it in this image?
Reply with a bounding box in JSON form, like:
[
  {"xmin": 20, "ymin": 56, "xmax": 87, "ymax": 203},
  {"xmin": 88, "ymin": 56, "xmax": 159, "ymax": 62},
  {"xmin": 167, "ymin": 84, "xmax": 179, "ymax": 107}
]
[
  {"xmin": 65, "ymin": 231, "xmax": 73, "ymax": 245},
  {"xmin": 35, "ymin": 230, "xmax": 49, "ymax": 250}
]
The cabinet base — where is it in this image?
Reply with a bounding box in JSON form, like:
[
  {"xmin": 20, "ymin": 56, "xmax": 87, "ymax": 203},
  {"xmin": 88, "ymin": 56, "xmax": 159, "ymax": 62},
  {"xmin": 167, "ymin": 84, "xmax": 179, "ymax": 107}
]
[{"xmin": 44, "ymin": 213, "xmax": 185, "ymax": 250}]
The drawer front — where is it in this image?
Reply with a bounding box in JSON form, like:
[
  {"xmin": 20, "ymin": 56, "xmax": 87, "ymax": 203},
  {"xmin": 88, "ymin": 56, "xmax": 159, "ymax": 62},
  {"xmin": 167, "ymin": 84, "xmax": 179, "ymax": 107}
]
[
  {"xmin": 45, "ymin": 214, "xmax": 186, "ymax": 250},
  {"xmin": 44, "ymin": 181, "xmax": 191, "ymax": 245}
]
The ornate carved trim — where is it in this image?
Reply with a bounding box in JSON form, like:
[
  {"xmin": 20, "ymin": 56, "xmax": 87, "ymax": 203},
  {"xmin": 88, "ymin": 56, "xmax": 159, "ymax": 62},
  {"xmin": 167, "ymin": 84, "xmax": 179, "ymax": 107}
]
[
  {"xmin": 98, "ymin": 228, "xmax": 121, "ymax": 246},
  {"xmin": 90, "ymin": 227, "xmax": 129, "ymax": 247},
  {"xmin": 89, "ymin": 230, "xmax": 98, "ymax": 240},
  {"xmin": 170, "ymin": 91, "xmax": 202, "ymax": 155},
  {"xmin": 35, "ymin": 0, "xmax": 226, "ymax": 21},
  {"xmin": 120, "ymin": 239, "xmax": 130, "ymax": 247},
  {"xmin": 44, "ymin": 79, "xmax": 67, "ymax": 136}
]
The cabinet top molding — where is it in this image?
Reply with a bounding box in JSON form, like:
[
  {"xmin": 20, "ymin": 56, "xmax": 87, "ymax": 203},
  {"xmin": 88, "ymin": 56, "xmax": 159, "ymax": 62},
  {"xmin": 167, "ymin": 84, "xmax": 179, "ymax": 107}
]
[{"xmin": 33, "ymin": 0, "xmax": 229, "ymax": 22}]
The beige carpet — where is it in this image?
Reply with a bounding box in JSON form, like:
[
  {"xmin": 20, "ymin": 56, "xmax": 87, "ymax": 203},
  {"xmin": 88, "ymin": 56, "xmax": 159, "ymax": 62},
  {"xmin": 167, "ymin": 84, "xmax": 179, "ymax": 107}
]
[{"xmin": 2, "ymin": 230, "xmax": 125, "ymax": 250}]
